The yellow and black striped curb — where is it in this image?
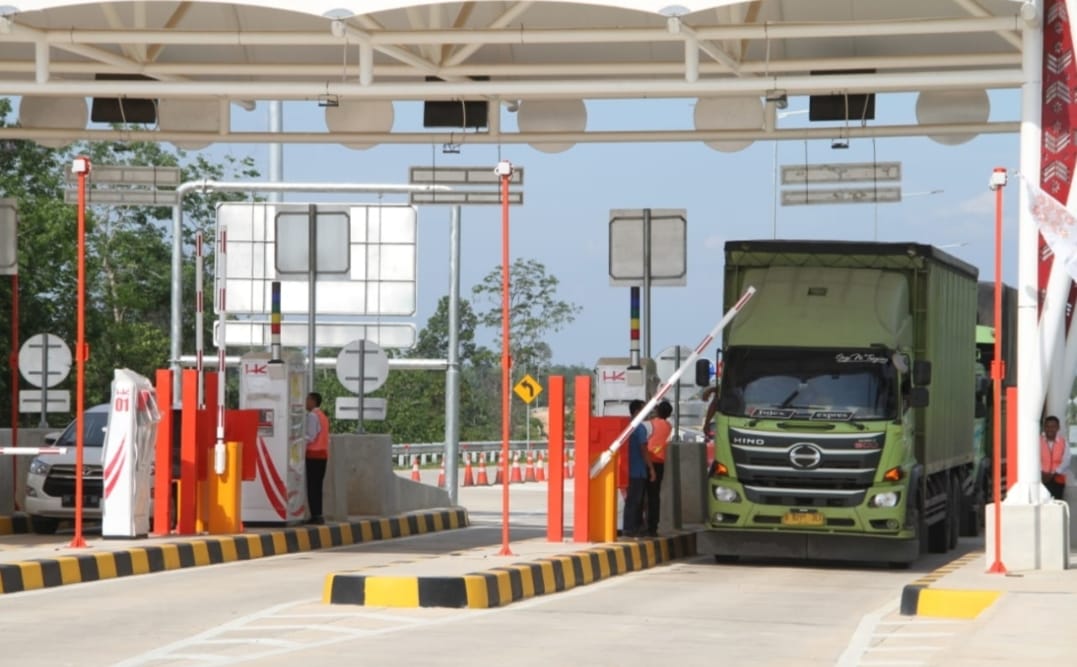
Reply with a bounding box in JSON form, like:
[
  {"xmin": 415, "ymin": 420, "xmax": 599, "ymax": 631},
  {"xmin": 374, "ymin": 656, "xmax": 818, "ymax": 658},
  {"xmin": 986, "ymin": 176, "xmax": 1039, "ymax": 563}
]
[
  {"xmin": 0, "ymin": 508, "xmax": 468, "ymax": 596},
  {"xmin": 900, "ymin": 551, "xmax": 1001, "ymax": 619},
  {"xmin": 0, "ymin": 514, "xmax": 29, "ymax": 536},
  {"xmin": 323, "ymin": 532, "xmax": 696, "ymax": 608}
]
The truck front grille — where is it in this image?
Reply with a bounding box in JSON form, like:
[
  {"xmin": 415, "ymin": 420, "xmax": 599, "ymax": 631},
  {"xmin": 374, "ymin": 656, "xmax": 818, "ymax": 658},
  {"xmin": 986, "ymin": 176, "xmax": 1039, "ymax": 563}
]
[{"xmin": 728, "ymin": 427, "xmax": 884, "ymax": 508}]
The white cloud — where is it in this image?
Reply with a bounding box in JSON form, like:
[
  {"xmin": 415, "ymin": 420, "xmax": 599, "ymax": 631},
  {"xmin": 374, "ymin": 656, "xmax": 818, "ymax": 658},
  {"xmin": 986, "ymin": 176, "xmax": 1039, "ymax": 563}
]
[
  {"xmin": 702, "ymin": 233, "xmax": 725, "ymax": 250},
  {"xmin": 956, "ymin": 191, "xmax": 996, "ymax": 216}
]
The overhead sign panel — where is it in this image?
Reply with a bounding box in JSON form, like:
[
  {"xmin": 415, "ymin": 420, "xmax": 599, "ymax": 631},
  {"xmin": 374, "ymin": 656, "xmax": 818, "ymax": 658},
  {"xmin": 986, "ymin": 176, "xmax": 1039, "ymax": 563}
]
[
  {"xmin": 409, "ymin": 166, "xmax": 524, "ymax": 185},
  {"xmin": 63, "ymin": 189, "xmax": 179, "ymax": 205},
  {"xmin": 781, "ymin": 187, "xmax": 902, "ymax": 206},
  {"xmin": 64, "ymin": 164, "xmax": 181, "ymax": 186},
  {"xmin": 214, "ymin": 320, "xmax": 416, "ymax": 349},
  {"xmin": 781, "ymin": 162, "xmax": 901, "ymax": 185},
  {"xmin": 409, "ymin": 191, "xmax": 523, "ymax": 206}
]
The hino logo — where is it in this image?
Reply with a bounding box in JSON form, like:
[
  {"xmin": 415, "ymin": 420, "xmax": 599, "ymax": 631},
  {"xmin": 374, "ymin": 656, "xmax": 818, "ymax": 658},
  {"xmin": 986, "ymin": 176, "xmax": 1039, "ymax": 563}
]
[
  {"xmin": 732, "ymin": 436, "xmax": 766, "ymax": 445},
  {"xmin": 788, "ymin": 443, "xmax": 823, "ymax": 469}
]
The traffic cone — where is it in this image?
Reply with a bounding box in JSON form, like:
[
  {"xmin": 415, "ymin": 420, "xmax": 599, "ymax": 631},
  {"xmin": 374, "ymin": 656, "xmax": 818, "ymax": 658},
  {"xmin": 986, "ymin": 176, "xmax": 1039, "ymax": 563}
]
[
  {"xmin": 410, "ymin": 456, "xmax": 421, "ymax": 482},
  {"xmin": 437, "ymin": 459, "xmax": 446, "ymax": 488},
  {"xmin": 565, "ymin": 450, "xmax": 574, "ymax": 479},
  {"xmin": 536, "ymin": 451, "xmax": 546, "ymax": 483},
  {"xmin": 510, "ymin": 452, "xmax": 523, "ymax": 484},
  {"xmin": 476, "ymin": 453, "xmax": 490, "ymax": 486},
  {"xmin": 495, "ymin": 452, "xmax": 504, "ymax": 484},
  {"xmin": 524, "ymin": 451, "xmax": 536, "ymax": 482},
  {"xmin": 463, "ymin": 455, "xmax": 474, "ymax": 487}
]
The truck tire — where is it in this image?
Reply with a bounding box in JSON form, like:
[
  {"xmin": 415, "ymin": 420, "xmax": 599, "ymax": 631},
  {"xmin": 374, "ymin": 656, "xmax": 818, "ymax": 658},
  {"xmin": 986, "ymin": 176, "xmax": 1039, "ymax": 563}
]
[
  {"xmin": 959, "ymin": 471, "xmax": 984, "ymax": 538},
  {"xmin": 30, "ymin": 515, "xmax": 59, "ymax": 535}
]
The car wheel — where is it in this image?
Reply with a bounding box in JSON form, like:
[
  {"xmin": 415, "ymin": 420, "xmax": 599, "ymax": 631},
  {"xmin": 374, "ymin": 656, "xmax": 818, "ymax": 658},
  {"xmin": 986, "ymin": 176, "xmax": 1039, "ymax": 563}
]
[{"xmin": 30, "ymin": 515, "xmax": 59, "ymax": 535}]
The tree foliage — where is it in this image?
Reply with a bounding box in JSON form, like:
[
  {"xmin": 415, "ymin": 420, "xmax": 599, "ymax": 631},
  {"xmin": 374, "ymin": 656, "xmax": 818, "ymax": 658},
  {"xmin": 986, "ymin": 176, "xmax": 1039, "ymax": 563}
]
[{"xmin": 0, "ymin": 99, "xmax": 258, "ymax": 425}]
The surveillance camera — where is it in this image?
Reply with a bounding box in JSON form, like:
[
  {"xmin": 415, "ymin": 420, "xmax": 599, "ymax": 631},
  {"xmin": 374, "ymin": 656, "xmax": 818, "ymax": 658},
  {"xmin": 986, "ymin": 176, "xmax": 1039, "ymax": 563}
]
[
  {"xmin": 989, "ymin": 168, "xmax": 1008, "ymax": 190},
  {"xmin": 504, "ymin": 100, "xmax": 520, "ymax": 113},
  {"xmin": 831, "ymin": 139, "xmax": 849, "ymax": 150}
]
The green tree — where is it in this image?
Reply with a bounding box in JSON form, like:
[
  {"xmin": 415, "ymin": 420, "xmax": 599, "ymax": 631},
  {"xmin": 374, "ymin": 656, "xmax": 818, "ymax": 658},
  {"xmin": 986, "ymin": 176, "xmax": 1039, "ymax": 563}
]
[
  {"xmin": 0, "ymin": 99, "xmax": 259, "ymax": 425},
  {"xmin": 471, "ymin": 258, "xmax": 581, "ymax": 375}
]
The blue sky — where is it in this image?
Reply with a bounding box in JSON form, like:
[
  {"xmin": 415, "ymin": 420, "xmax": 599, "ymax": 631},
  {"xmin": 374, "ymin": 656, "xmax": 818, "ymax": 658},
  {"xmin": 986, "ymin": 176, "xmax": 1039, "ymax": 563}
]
[{"xmin": 197, "ymin": 89, "xmax": 1023, "ymax": 368}]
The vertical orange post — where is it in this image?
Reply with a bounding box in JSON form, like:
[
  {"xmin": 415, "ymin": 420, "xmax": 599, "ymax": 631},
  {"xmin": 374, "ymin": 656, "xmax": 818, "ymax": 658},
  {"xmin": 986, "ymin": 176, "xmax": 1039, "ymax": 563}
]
[
  {"xmin": 547, "ymin": 375, "xmax": 565, "ymax": 542},
  {"xmin": 178, "ymin": 369, "xmax": 199, "ymax": 535},
  {"xmin": 987, "ymin": 166, "xmax": 1007, "ymax": 575},
  {"xmin": 69, "ymin": 157, "xmax": 90, "ymax": 549},
  {"xmin": 152, "ymin": 369, "xmax": 173, "ymax": 536},
  {"xmin": 1006, "ymin": 386, "xmax": 1018, "ymax": 491},
  {"xmin": 573, "ymin": 375, "xmax": 591, "ymax": 542},
  {"xmin": 498, "ymin": 162, "xmax": 514, "ymax": 557}
]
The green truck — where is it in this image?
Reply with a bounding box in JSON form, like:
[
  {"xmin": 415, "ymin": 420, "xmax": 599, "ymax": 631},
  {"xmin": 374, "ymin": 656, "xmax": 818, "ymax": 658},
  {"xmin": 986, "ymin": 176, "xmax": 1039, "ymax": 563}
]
[{"xmin": 699, "ymin": 240, "xmax": 979, "ymax": 564}]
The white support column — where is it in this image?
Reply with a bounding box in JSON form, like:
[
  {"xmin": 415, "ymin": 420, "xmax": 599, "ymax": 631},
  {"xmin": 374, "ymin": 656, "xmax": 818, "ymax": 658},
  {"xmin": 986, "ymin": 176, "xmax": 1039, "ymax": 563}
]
[{"xmin": 1010, "ymin": 0, "xmax": 1050, "ymax": 506}]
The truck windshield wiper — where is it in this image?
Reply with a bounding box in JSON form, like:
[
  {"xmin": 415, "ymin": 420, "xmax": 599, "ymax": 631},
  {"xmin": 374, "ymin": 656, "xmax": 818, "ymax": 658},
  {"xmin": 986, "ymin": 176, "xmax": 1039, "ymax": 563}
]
[{"xmin": 778, "ymin": 388, "xmax": 801, "ymax": 408}]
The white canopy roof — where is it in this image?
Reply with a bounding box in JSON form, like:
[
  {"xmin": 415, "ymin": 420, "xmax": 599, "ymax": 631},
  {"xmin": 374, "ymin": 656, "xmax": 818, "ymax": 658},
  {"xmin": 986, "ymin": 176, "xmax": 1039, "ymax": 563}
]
[{"xmin": 0, "ymin": 0, "xmax": 1028, "ymax": 145}]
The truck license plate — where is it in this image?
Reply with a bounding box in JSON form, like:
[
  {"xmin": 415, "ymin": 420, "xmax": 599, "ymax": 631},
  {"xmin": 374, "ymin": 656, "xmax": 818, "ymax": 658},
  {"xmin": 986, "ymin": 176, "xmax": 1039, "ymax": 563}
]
[{"xmin": 781, "ymin": 511, "xmax": 824, "ymax": 526}]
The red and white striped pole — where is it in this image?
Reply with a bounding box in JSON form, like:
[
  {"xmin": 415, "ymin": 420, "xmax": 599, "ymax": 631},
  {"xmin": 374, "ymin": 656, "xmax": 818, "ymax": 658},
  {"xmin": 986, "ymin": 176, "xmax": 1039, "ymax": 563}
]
[
  {"xmin": 590, "ymin": 286, "xmax": 757, "ymax": 478},
  {"xmin": 214, "ymin": 226, "xmax": 228, "ymax": 475},
  {"xmin": 195, "ymin": 231, "xmax": 204, "ymax": 407}
]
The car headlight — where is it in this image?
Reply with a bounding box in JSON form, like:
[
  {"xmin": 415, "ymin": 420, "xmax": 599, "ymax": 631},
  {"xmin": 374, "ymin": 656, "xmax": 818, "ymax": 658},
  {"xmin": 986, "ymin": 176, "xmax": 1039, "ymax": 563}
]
[
  {"xmin": 28, "ymin": 458, "xmax": 50, "ymax": 476},
  {"xmin": 713, "ymin": 486, "xmax": 740, "ymax": 503},
  {"xmin": 869, "ymin": 491, "xmax": 900, "ymax": 508}
]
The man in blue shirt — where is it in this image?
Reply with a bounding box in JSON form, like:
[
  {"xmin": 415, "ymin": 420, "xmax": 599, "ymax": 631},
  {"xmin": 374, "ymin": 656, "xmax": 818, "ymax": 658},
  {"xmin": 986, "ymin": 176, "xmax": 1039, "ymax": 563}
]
[{"xmin": 623, "ymin": 399, "xmax": 655, "ymax": 538}]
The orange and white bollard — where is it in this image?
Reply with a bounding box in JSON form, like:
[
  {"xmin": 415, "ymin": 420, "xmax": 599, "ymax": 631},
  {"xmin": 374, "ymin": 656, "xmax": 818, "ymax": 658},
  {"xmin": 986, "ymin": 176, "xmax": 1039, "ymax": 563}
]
[
  {"xmin": 437, "ymin": 459, "xmax": 446, "ymax": 488},
  {"xmin": 495, "ymin": 452, "xmax": 505, "ymax": 485},
  {"xmin": 462, "ymin": 454, "xmax": 474, "ymax": 487},
  {"xmin": 476, "ymin": 452, "xmax": 490, "ymax": 486},
  {"xmin": 510, "ymin": 452, "xmax": 523, "ymax": 484},
  {"xmin": 536, "ymin": 451, "xmax": 546, "ymax": 483},
  {"xmin": 565, "ymin": 450, "xmax": 574, "ymax": 479},
  {"xmin": 410, "ymin": 456, "xmax": 421, "ymax": 482},
  {"xmin": 524, "ymin": 451, "xmax": 536, "ymax": 483}
]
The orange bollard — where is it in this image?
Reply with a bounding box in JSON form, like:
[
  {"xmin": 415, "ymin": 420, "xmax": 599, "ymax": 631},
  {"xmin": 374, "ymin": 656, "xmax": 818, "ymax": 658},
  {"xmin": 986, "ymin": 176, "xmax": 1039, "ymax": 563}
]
[
  {"xmin": 565, "ymin": 450, "xmax": 575, "ymax": 479},
  {"xmin": 524, "ymin": 451, "xmax": 536, "ymax": 482},
  {"xmin": 410, "ymin": 456, "xmax": 421, "ymax": 482},
  {"xmin": 476, "ymin": 453, "xmax": 490, "ymax": 486},
  {"xmin": 437, "ymin": 459, "xmax": 446, "ymax": 488},
  {"xmin": 463, "ymin": 455, "xmax": 474, "ymax": 487},
  {"xmin": 510, "ymin": 452, "xmax": 523, "ymax": 484},
  {"xmin": 536, "ymin": 451, "xmax": 546, "ymax": 483},
  {"xmin": 495, "ymin": 452, "xmax": 504, "ymax": 485}
]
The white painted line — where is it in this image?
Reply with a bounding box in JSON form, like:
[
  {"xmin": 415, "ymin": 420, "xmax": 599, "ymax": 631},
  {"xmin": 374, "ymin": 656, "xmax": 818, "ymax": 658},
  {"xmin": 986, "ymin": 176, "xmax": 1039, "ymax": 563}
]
[
  {"xmin": 835, "ymin": 597, "xmax": 899, "ymax": 667},
  {"xmin": 875, "ymin": 619, "xmax": 959, "ymax": 625},
  {"xmin": 865, "ymin": 646, "xmax": 942, "ymax": 652},
  {"xmin": 858, "ymin": 662, "xmax": 926, "ymax": 666},
  {"xmin": 871, "ymin": 632, "xmax": 953, "ymax": 638}
]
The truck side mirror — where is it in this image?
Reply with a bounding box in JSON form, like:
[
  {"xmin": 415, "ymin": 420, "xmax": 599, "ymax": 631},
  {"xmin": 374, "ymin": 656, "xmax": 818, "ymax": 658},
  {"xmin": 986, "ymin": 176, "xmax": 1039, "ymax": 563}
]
[
  {"xmin": 695, "ymin": 358, "xmax": 711, "ymax": 387},
  {"xmin": 913, "ymin": 360, "xmax": 932, "ymax": 386},
  {"xmin": 908, "ymin": 386, "xmax": 929, "ymax": 408}
]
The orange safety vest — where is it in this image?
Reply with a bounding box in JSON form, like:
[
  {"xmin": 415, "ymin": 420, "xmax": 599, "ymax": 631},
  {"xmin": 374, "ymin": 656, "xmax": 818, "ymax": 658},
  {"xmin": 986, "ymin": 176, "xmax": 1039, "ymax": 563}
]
[
  {"xmin": 1040, "ymin": 435, "xmax": 1066, "ymax": 474},
  {"xmin": 307, "ymin": 408, "xmax": 330, "ymax": 459},
  {"xmin": 647, "ymin": 418, "xmax": 672, "ymax": 463}
]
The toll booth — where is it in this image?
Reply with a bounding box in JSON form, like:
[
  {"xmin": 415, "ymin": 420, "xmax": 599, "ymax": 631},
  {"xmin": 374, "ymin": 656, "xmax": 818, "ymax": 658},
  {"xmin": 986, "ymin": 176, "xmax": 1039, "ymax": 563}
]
[
  {"xmin": 102, "ymin": 369, "xmax": 161, "ymax": 538},
  {"xmin": 238, "ymin": 351, "xmax": 307, "ymax": 524}
]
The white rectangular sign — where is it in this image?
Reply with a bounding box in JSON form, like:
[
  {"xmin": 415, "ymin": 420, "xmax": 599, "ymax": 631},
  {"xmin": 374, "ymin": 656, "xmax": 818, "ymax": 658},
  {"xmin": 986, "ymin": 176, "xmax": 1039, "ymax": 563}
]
[
  {"xmin": 609, "ymin": 209, "xmax": 687, "ymax": 287},
  {"xmin": 781, "ymin": 186, "xmax": 902, "ymax": 206},
  {"xmin": 781, "ymin": 162, "xmax": 902, "ymax": 185},
  {"xmin": 335, "ymin": 397, "xmax": 388, "ymax": 421},
  {"xmin": 19, "ymin": 389, "xmax": 71, "ymax": 413}
]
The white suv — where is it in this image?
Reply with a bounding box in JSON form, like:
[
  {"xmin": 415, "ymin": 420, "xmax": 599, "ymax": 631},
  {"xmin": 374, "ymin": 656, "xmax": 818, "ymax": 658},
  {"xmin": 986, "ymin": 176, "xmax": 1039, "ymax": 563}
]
[{"xmin": 25, "ymin": 404, "xmax": 110, "ymax": 534}]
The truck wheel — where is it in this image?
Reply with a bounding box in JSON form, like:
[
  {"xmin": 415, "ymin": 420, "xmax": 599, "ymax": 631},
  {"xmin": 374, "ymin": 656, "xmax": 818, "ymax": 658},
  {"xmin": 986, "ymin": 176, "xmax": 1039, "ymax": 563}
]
[{"xmin": 30, "ymin": 515, "xmax": 59, "ymax": 535}]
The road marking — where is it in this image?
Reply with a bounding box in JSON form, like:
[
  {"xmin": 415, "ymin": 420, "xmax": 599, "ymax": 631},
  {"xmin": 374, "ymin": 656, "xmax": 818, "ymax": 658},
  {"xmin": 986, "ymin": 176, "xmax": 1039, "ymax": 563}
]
[{"xmin": 835, "ymin": 597, "xmax": 898, "ymax": 667}]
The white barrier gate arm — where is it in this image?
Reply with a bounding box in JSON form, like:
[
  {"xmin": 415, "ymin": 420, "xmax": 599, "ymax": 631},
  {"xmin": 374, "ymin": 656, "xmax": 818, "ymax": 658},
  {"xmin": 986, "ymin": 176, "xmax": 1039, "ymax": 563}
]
[{"xmin": 589, "ymin": 286, "xmax": 757, "ymax": 479}]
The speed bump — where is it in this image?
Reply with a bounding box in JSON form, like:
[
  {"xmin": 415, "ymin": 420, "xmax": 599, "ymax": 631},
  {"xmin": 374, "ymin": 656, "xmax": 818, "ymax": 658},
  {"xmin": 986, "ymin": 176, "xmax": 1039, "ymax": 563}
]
[{"xmin": 900, "ymin": 551, "xmax": 1001, "ymax": 619}]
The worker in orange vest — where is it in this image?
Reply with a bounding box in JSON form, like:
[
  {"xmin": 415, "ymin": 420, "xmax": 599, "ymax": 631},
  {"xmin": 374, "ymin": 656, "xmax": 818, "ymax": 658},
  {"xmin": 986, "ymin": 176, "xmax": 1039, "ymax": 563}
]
[
  {"xmin": 644, "ymin": 400, "xmax": 674, "ymax": 537},
  {"xmin": 1040, "ymin": 415, "xmax": 1071, "ymax": 501},
  {"xmin": 305, "ymin": 392, "xmax": 330, "ymax": 524}
]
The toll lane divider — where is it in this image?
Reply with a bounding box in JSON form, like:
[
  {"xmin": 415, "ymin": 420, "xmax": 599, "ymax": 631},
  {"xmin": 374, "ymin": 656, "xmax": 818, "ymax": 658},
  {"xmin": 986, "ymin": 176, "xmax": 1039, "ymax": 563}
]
[
  {"xmin": 900, "ymin": 551, "xmax": 1001, "ymax": 619},
  {"xmin": 324, "ymin": 532, "xmax": 696, "ymax": 608},
  {"xmin": 0, "ymin": 508, "xmax": 468, "ymax": 596}
]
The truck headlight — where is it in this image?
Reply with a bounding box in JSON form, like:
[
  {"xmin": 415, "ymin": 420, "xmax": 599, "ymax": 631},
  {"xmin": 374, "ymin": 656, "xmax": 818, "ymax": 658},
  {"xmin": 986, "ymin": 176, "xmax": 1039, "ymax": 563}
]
[
  {"xmin": 29, "ymin": 458, "xmax": 50, "ymax": 476},
  {"xmin": 869, "ymin": 491, "xmax": 900, "ymax": 508},
  {"xmin": 713, "ymin": 486, "xmax": 740, "ymax": 503}
]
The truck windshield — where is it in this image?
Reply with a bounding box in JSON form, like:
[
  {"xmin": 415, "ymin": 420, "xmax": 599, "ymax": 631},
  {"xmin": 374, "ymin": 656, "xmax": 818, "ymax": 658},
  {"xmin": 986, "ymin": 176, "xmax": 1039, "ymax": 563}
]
[{"xmin": 722, "ymin": 347, "xmax": 897, "ymax": 420}]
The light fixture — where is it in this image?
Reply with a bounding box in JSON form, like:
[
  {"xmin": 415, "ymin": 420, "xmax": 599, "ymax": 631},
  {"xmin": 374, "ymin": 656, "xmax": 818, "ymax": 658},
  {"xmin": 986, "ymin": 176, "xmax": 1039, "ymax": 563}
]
[
  {"xmin": 831, "ymin": 139, "xmax": 849, "ymax": 150},
  {"xmin": 765, "ymin": 89, "xmax": 788, "ymax": 109}
]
